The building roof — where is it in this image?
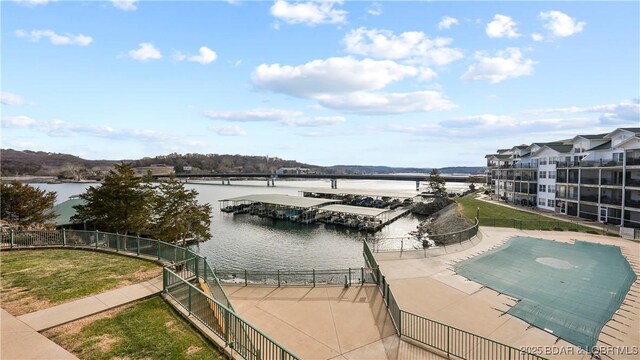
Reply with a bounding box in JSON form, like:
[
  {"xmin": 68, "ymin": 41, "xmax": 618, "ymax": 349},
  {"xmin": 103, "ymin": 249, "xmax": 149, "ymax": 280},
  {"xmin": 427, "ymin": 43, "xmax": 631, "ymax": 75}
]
[
  {"xmin": 318, "ymin": 204, "xmax": 388, "ymax": 217},
  {"xmin": 514, "ymin": 145, "xmax": 529, "ymax": 149},
  {"xmin": 620, "ymin": 127, "xmax": 640, "ymax": 134},
  {"xmin": 544, "ymin": 144, "xmax": 573, "ymax": 153},
  {"xmin": 300, "ymin": 188, "xmax": 417, "ymax": 199},
  {"xmin": 495, "ymin": 154, "xmax": 513, "ymax": 160},
  {"xmin": 53, "ymin": 196, "xmax": 85, "ymax": 226},
  {"xmin": 575, "ymin": 133, "xmax": 607, "ymax": 140},
  {"xmin": 220, "ymin": 194, "xmax": 340, "ymax": 208},
  {"xmin": 588, "ymin": 140, "xmax": 612, "ymax": 151}
]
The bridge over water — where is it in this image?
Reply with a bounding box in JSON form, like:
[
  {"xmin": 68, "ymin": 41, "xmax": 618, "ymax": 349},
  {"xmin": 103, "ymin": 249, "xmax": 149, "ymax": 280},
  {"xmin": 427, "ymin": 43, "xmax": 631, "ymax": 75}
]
[{"xmin": 154, "ymin": 172, "xmax": 483, "ymax": 190}]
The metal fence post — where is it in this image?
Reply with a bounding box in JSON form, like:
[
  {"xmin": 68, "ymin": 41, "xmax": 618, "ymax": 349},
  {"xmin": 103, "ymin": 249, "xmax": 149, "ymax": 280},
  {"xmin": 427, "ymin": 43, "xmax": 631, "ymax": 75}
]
[
  {"xmin": 62, "ymin": 229, "xmax": 67, "ymax": 246},
  {"xmin": 244, "ymin": 269, "xmax": 248, "ymax": 287},
  {"xmin": 95, "ymin": 230, "xmax": 99, "ymax": 248},
  {"xmin": 348, "ymin": 268, "xmax": 351, "ymax": 285},
  {"xmin": 224, "ymin": 308, "xmax": 231, "ymax": 344},
  {"xmin": 188, "ymin": 285, "xmax": 192, "ymax": 315},
  {"xmin": 312, "ymin": 269, "xmax": 316, "ymax": 287},
  {"xmin": 136, "ymin": 235, "xmax": 140, "ymax": 256},
  {"xmin": 162, "ymin": 268, "xmax": 167, "ymax": 293},
  {"xmin": 385, "ymin": 283, "xmax": 390, "ymax": 308},
  {"xmin": 157, "ymin": 241, "xmax": 161, "ymax": 260},
  {"xmin": 195, "ymin": 258, "xmax": 199, "ymax": 279},
  {"xmin": 115, "ymin": 234, "xmax": 119, "ymax": 252},
  {"xmin": 277, "ymin": 269, "xmax": 281, "ymax": 287},
  {"xmin": 361, "ymin": 267, "xmax": 364, "ymax": 285},
  {"xmin": 203, "ymin": 257, "xmax": 207, "ymax": 282},
  {"xmin": 10, "ymin": 229, "xmax": 15, "ymax": 248},
  {"xmin": 446, "ymin": 326, "xmax": 451, "ymax": 357}
]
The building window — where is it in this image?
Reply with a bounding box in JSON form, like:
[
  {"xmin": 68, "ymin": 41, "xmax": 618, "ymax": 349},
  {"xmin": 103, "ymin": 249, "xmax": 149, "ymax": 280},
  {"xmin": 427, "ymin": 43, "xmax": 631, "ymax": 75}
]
[
  {"xmin": 540, "ymin": 171, "xmax": 547, "ymax": 179},
  {"xmin": 539, "ymin": 184, "xmax": 546, "ymax": 192},
  {"xmin": 548, "ymin": 185, "xmax": 555, "ymax": 193},
  {"xmin": 548, "ymin": 199, "xmax": 555, "ymax": 207},
  {"xmin": 549, "ymin": 171, "xmax": 556, "ymax": 179},
  {"xmin": 540, "ymin": 158, "xmax": 548, "ymax": 165},
  {"xmin": 538, "ymin": 198, "xmax": 546, "ymax": 206},
  {"xmin": 613, "ymin": 153, "xmax": 623, "ymax": 162}
]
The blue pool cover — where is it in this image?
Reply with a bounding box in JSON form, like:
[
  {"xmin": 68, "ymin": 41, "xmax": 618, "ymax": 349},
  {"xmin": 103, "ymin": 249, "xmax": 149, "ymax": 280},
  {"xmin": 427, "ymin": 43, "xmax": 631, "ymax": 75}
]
[{"xmin": 454, "ymin": 236, "xmax": 636, "ymax": 350}]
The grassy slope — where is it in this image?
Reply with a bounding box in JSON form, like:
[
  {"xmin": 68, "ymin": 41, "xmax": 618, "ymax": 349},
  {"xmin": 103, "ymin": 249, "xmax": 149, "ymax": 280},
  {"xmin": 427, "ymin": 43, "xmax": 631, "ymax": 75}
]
[
  {"xmin": 0, "ymin": 249, "xmax": 161, "ymax": 314},
  {"xmin": 45, "ymin": 297, "xmax": 223, "ymax": 360},
  {"xmin": 455, "ymin": 195, "xmax": 600, "ymax": 233}
]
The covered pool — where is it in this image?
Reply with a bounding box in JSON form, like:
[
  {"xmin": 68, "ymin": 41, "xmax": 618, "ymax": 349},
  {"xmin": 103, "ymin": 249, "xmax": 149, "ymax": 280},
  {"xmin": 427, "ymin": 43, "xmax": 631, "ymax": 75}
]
[{"xmin": 454, "ymin": 236, "xmax": 636, "ymax": 350}]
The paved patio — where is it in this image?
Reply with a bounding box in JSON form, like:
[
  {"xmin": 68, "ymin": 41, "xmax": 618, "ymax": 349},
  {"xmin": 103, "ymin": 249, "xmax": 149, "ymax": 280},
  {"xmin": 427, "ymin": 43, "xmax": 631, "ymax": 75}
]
[
  {"xmin": 376, "ymin": 227, "xmax": 640, "ymax": 359},
  {"xmin": 223, "ymin": 284, "xmax": 443, "ymax": 359}
]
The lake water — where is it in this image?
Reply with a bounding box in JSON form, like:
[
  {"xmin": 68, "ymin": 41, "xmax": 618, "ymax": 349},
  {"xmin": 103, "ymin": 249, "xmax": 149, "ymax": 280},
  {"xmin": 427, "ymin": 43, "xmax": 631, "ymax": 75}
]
[{"xmin": 35, "ymin": 180, "xmax": 470, "ymax": 271}]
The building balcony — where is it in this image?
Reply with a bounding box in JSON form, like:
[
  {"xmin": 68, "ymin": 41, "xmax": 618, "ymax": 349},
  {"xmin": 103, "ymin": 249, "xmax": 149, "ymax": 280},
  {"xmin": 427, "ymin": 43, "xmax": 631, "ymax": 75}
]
[
  {"xmin": 626, "ymin": 199, "xmax": 640, "ymax": 209},
  {"xmin": 626, "ymin": 157, "xmax": 640, "ymax": 166},
  {"xmin": 580, "ymin": 159, "xmax": 623, "ymax": 168},
  {"xmin": 600, "ymin": 178, "xmax": 623, "ymax": 186},
  {"xmin": 600, "ymin": 197, "xmax": 623, "ymax": 206},
  {"xmin": 626, "ymin": 178, "xmax": 640, "ymax": 187},
  {"xmin": 568, "ymin": 177, "xmax": 580, "ymax": 184},
  {"xmin": 556, "ymin": 160, "xmax": 580, "ymax": 168},
  {"xmin": 580, "ymin": 177, "xmax": 599, "ymax": 185},
  {"xmin": 580, "ymin": 195, "xmax": 599, "ymax": 203},
  {"xmin": 557, "ymin": 192, "xmax": 578, "ymax": 200}
]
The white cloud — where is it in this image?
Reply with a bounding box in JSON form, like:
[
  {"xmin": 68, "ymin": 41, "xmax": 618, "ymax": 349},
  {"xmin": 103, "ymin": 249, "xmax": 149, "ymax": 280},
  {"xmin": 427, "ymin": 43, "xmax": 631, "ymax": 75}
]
[
  {"xmin": 252, "ymin": 56, "xmax": 418, "ymax": 97},
  {"xmin": 204, "ymin": 108, "xmax": 346, "ymax": 127},
  {"xmin": 204, "ymin": 108, "xmax": 302, "ymax": 122},
  {"xmin": 531, "ymin": 33, "xmax": 544, "ymax": 42},
  {"xmin": 440, "ymin": 114, "xmax": 516, "ymax": 128},
  {"xmin": 173, "ymin": 51, "xmax": 187, "ymax": 62},
  {"xmin": 128, "ymin": 42, "xmax": 162, "ymax": 62},
  {"xmin": 438, "ymin": 16, "xmax": 459, "ymax": 30},
  {"xmin": 317, "ymin": 91, "xmax": 455, "ymax": 115},
  {"xmin": 1, "ymin": 115, "xmax": 39, "ymax": 128},
  {"xmin": 12, "ymin": 0, "xmax": 54, "ymax": 7},
  {"xmin": 539, "ymin": 11, "xmax": 585, "ymax": 38},
  {"xmin": 111, "ymin": 0, "xmax": 137, "ymax": 11},
  {"xmin": 525, "ymin": 99, "xmax": 640, "ymax": 124},
  {"xmin": 209, "ymin": 125, "xmax": 247, "ymax": 136},
  {"xmin": 270, "ymin": 0, "xmax": 347, "ymax": 26},
  {"xmin": 486, "ymin": 14, "xmax": 520, "ymax": 38},
  {"xmin": 343, "ymin": 28, "xmax": 463, "ymax": 66},
  {"xmin": 187, "ymin": 46, "xmax": 217, "ymax": 64},
  {"xmin": 367, "ymin": 2, "xmax": 382, "ymax": 16},
  {"xmin": 417, "ymin": 67, "xmax": 438, "ymax": 82},
  {"xmin": 16, "ymin": 29, "xmax": 93, "ymax": 46},
  {"xmin": 1, "ymin": 92, "xmax": 26, "ymax": 105},
  {"xmin": 461, "ymin": 48, "xmax": 535, "ymax": 83},
  {"xmin": 281, "ymin": 116, "xmax": 345, "ymax": 127}
]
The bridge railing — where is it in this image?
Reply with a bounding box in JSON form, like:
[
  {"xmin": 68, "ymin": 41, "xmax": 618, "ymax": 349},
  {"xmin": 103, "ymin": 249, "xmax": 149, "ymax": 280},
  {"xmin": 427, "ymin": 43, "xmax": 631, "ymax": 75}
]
[{"xmin": 362, "ymin": 241, "xmax": 545, "ymax": 360}]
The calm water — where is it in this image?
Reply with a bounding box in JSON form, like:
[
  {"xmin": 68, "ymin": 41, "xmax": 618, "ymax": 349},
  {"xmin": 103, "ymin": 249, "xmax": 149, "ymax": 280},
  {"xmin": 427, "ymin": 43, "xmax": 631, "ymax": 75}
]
[{"xmin": 36, "ymin": 180, "xmax": 469, "ymax": 271}]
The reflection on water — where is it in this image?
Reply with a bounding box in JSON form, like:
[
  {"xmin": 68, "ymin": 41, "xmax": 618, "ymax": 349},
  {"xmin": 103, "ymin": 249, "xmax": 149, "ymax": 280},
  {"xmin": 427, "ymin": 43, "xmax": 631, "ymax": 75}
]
[{"xmin": 35, "ymin": 180, "xmax": 469, "ymax": 271}]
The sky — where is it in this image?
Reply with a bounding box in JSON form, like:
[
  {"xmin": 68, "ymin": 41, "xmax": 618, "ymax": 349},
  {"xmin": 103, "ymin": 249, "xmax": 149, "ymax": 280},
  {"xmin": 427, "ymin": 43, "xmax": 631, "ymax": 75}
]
[{"xmin": 1, "ymin": 0, "xmax": 639, "ymax": 167}]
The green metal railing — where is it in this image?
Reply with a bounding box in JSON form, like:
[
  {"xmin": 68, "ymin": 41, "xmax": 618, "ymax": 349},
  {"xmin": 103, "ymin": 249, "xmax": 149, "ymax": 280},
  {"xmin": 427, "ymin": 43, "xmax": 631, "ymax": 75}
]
[
  {"xmin": 214, "ymin": 268, "xmax": 374, "ymax": 287},
  {"xmin": 429, "ymin": 217, "xmax": 480, "ymax": 246},
  {"xmin": 478, "ymin": 217, "xmax": 612, "ymax": 235},
  {"xmin": 0, "ymin": 229, "xmax": 233, "ymax": 310},
  {"xmin": 363, "ymin": 241, "xmax": 545, "ymax": 360},
  {"xmin": 164, "ymin": 268, "xmax": 299, "ymax": 360}
]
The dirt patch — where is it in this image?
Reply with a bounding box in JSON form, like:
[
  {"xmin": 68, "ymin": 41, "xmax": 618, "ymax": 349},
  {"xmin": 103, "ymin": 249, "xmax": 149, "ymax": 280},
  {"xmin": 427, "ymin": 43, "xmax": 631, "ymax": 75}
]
[
  {"xmin": 44, "ymin": 303, "xmax": 133, "ymax": 338},
  {"xmin": 186, "ymin": 345, "xmax": 202, "ymax": 355},
  {"xmin": 0, "ymin": 289, "xmax": 51, "ymax": 316},
  {"xmin": 115, "ymin": 268, "xmax": 162, "ymax": 287},
  {"xmin": 94, "ymin": 334, "xmax": 120, "ymax": 352}
]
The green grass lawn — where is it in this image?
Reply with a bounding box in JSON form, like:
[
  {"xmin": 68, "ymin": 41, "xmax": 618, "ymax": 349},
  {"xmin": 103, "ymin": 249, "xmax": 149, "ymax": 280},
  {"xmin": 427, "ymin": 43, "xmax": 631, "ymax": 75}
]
[
  {"xmin": 0, "ymin": 249, "xmax": 161, "ymax": 315},
  {"xmin": 455, "ymin": 195, "xmax": 606, "ymax": 233},
  {"xmin": 45, "ymin": 297, "xmax": 223, "ymax": 360}
]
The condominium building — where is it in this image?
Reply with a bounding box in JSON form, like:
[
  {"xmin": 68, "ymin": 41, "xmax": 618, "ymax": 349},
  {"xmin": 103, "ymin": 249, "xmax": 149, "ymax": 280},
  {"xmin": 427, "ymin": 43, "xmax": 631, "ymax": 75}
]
[{"xmin": 485, "ymin": 127, "xmax": 640, "ymax": 229}]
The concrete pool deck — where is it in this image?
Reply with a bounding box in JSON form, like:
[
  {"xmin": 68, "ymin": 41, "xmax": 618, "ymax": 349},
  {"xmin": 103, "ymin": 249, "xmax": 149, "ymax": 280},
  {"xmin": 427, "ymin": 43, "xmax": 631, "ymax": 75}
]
[
  {"xmin": 375, "ymin": 227, "xmax": 640, "ymax": 359},
  {"xmin": 222, "ymin": 284, "xmax": 444, "ymax": 359}
]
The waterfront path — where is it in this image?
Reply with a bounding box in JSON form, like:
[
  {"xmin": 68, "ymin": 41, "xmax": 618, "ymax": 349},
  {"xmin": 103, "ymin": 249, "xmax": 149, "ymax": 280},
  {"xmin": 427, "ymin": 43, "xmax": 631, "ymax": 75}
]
[
  {"xmin": 376, "ymin": 227, "xmax": 640, "ymax": 359},
  {"xmin": 223, "ymin": 284, "xmax": 444, "ymax": 359},
  {"xmin": 15, "ymin": 276, "xmax": 162, "ymax": 332},
  {"xmin": 2, "ymin": 276, "xmax": 162, "ymax": 359},
  {"xmin": 1, "ymin": 308, "xmax": 78, "ymax": 360}
]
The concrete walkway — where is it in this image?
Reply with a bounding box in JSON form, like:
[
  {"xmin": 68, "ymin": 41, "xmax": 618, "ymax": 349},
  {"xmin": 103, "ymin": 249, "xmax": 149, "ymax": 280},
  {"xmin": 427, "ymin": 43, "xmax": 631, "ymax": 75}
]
[
  {"xmin": 1, "ymin": 308, "xmax": 78, "ymax": 360},
  {"xmin": 223, "ymin": 284, "xmax": 444, "ymax": 359},
  {"xmin": 377, "ymin": 227, "xmax": 640, "ymax": 360},
  {"xmin": 16, "ymin": 276, "xmax": 162, "ymax": 331}
]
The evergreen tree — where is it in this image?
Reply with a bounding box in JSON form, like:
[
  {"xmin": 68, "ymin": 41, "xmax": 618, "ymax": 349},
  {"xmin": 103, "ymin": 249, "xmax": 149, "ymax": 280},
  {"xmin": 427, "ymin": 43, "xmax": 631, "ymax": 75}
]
[
  {"xmin": 151, "ymin": 180, "xmax": 212, "ymax": 245},
  {"xmin": 72, "ymin": 163, "xmax": 153, "ymax": 235},
  {"xmin": 0, "ymin": 181, "xmax": 57, "ymax": 229},
  {"xmin": 429, "ymin": 168, "xmax": 447, "ymax": 197}
]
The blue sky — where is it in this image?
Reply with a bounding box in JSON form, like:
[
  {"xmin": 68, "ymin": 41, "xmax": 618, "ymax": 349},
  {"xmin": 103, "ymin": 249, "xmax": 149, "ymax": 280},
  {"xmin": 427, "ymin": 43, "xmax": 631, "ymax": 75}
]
[{"xmin": 1, "ymin": 0, "xmax": 639, "ymax": 167}]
